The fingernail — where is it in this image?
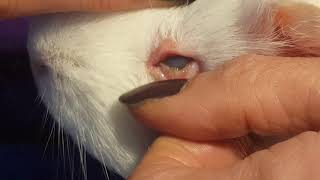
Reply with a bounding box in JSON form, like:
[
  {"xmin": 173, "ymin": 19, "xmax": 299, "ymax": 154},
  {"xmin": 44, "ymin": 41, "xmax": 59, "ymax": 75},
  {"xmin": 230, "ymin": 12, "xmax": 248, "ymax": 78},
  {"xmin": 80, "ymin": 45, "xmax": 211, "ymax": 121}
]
[{"xmin": 119, "ymin": 79, "xmax": 188, "ymax": 105}]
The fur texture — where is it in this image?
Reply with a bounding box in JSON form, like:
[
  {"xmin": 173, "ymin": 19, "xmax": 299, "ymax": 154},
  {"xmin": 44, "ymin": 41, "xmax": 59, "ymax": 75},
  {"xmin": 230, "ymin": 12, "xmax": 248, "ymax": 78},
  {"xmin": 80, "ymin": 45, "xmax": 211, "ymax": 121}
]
[{"xmin": 27, "ymin": 0, "xmax": 320, "ymax": 178}]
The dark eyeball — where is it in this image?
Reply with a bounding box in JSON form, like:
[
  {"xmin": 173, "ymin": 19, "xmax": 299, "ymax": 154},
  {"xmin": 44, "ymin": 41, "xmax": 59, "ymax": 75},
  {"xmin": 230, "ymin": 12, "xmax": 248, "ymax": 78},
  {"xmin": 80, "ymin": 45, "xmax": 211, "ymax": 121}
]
[{"xmin": 161, "ymin": 56, "xmax": 193, "ymax": 70}]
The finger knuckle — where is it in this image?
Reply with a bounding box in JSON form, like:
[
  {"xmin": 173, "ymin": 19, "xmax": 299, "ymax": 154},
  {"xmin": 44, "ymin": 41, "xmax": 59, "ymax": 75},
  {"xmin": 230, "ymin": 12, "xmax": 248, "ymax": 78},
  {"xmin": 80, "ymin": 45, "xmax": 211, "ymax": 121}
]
[
  {"xmin": 238, "ymin": 54, "xmax": 259, "ymax": 63},
  {"xmin": 220, "ymin": 54, "xmax": 265, "ymax": 84},
  {"xmin": 234, "ymin": 54, "xmax": 262, "ymax": 69}
]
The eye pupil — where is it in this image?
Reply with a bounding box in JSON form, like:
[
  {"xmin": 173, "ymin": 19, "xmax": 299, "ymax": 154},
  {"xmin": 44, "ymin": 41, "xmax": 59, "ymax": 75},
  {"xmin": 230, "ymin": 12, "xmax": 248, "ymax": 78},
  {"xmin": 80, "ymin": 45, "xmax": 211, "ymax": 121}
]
[{"xmin": 162, "ymin": 56, "xmax": 192, "ymax": 70}]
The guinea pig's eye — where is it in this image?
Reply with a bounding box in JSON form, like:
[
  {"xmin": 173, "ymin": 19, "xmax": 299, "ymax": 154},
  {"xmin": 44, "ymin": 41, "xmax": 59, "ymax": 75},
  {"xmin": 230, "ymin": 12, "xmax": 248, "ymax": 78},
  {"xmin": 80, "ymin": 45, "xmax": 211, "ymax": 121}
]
[
  {"xmin": 161, "ymin": 56, "xmax": 192, "ymax": 70},
  {"xmin": 151, "ymin": 55, "xmax": 200, "ymax": 80},
  {"xmin": 147, "ymin": 41, "xmax": 200, "ymax": 80}
]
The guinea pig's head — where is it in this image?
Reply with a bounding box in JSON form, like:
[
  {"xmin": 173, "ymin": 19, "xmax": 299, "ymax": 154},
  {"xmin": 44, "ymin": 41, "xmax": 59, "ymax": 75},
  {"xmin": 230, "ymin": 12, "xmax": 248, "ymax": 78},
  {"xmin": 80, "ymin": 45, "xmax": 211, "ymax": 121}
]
[{"xmin": 27, "ymin": 0, "xmax": 282, "ymax": 178}]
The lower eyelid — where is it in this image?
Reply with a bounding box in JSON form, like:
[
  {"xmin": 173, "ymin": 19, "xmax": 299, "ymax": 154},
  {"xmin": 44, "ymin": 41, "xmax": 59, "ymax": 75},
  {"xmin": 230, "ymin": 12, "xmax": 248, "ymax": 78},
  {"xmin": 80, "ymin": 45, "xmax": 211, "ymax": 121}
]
[{"xmin": 148, "ymin": 60, "xmax": 200, "ymax": 81}]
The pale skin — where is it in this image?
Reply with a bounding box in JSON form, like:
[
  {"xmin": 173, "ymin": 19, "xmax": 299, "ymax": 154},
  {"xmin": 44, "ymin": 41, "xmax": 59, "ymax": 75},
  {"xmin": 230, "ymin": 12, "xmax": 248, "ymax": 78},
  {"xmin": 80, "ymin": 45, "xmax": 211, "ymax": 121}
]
[
  {"xmin": 0, "ymin": 0, "xmax": 172, "ymax": 18},
  {"xmin": 2, "ymin": 1, "xmax": 320, "ymax": 179},
  {"xmin": 130, "ymin": 54, "xmax": 320, "ymax": 180}
]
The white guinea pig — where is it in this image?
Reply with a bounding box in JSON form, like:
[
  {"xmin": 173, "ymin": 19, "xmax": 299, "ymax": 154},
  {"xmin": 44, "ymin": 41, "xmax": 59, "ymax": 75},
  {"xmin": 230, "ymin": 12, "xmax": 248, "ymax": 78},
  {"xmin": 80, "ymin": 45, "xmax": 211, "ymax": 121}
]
[{"xmin": 27, "ymin": 0, "xmax": 320, "ymax": 178}]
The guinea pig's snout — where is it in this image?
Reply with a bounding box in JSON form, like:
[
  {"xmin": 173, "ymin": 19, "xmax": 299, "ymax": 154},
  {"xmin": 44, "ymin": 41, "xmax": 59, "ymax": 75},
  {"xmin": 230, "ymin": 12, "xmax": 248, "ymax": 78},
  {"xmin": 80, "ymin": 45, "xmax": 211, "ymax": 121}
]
[{"xmin": 147, "ymin": 40, "xmax": 200, "ymax": 81}]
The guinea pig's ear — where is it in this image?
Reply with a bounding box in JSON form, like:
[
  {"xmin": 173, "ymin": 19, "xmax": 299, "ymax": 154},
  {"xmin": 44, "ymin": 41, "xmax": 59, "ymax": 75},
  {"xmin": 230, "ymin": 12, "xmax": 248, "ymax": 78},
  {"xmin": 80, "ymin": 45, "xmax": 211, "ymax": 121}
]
[{"xmin": 275, "ymin": 2, "xmax": 320, "ymax": 56}]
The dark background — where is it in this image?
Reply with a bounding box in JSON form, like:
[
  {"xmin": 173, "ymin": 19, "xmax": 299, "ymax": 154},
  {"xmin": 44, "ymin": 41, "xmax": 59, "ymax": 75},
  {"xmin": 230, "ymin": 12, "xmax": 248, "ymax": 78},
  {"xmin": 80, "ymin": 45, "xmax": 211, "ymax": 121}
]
[{"xmin": 0, "ymin": 18, "xmax": 123, "ymax": 180}]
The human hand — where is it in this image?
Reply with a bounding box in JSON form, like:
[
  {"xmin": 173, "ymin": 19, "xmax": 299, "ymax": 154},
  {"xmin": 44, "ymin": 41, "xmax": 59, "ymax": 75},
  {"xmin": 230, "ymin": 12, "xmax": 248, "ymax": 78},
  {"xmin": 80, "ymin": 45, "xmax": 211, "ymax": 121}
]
[
  {"xmin": 0, "ymin": 0, "xmax": 173, "ymax": 19},
  {"xmin": 121, "ymin": 54, "xmax": 320, "ymax": 179}
]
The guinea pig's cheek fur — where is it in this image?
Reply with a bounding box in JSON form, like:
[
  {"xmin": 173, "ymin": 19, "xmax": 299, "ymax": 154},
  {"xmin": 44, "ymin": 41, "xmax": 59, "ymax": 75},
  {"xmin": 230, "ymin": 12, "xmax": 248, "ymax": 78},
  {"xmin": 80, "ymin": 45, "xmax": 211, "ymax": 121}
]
[
  {"xmin": 147, "ymin": 39, "xmax": 200, "ymax": 81},
  {"xmin": 30, "ymin": 60, "xmax": 51, "ymax": 77},
  {"xmin": 274, "ymin": 2, "xmax": 320, "ymax": 56}
]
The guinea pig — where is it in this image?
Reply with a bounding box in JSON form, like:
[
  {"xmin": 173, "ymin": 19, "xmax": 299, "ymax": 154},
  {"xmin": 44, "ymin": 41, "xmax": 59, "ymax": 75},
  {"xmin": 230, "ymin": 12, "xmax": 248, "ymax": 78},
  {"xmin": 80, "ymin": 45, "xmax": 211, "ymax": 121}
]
[{"xmin": 27, "ymin": 0, "xmax": 320, "ymax": 178}]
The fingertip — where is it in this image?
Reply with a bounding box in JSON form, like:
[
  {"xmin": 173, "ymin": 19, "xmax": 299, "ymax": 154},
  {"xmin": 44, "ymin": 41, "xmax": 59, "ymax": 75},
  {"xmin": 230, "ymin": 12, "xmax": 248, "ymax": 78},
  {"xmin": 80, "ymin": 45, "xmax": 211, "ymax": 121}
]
[
  {"xmin": 81, "ymin": 0, "xmax": 177, "ymax": 12},
  {"xmin": 129, "ymin": 94, "xmax": 193, "ymax": 137},
  {"xmin": 0, "ymin": 0, "xmax": 177, "ymax": 19},
  {"xmin": 119, "ymin": 79, "xmax": 188, "ymax": 105},
  {"xmin": 130, "ymin": 136, "xmax": 245, "ymax": 180},
  {"xmin": 125, "ymin": 76, "xmax": 225, "ymax": 140}
]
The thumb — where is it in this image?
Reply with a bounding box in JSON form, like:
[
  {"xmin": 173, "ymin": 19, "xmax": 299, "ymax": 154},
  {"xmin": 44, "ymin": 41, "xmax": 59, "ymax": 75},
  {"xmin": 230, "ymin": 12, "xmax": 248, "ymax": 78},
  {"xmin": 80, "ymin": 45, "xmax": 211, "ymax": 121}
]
[
  {"xmin": 130, "ymin": 132, "xmax": 320, "ymax": 180},
  {"xmin": 1, "ymin": 0, "xmax": 173, "ymax": 18},
  {"xmin": 129, "ymin": 136, "xmax": 246, "ymax": 180},
  {"xmin": 121, "ymin": 54, "xmax": 320, "ymax": 141}
]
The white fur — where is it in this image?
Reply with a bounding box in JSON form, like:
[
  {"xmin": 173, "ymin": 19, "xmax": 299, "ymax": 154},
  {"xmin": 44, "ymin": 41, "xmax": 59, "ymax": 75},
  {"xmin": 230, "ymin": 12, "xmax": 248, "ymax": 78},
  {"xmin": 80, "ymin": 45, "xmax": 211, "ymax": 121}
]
[{"xmin": 27, "ymin": 0, "xmax": 320, "ymax": 178}]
